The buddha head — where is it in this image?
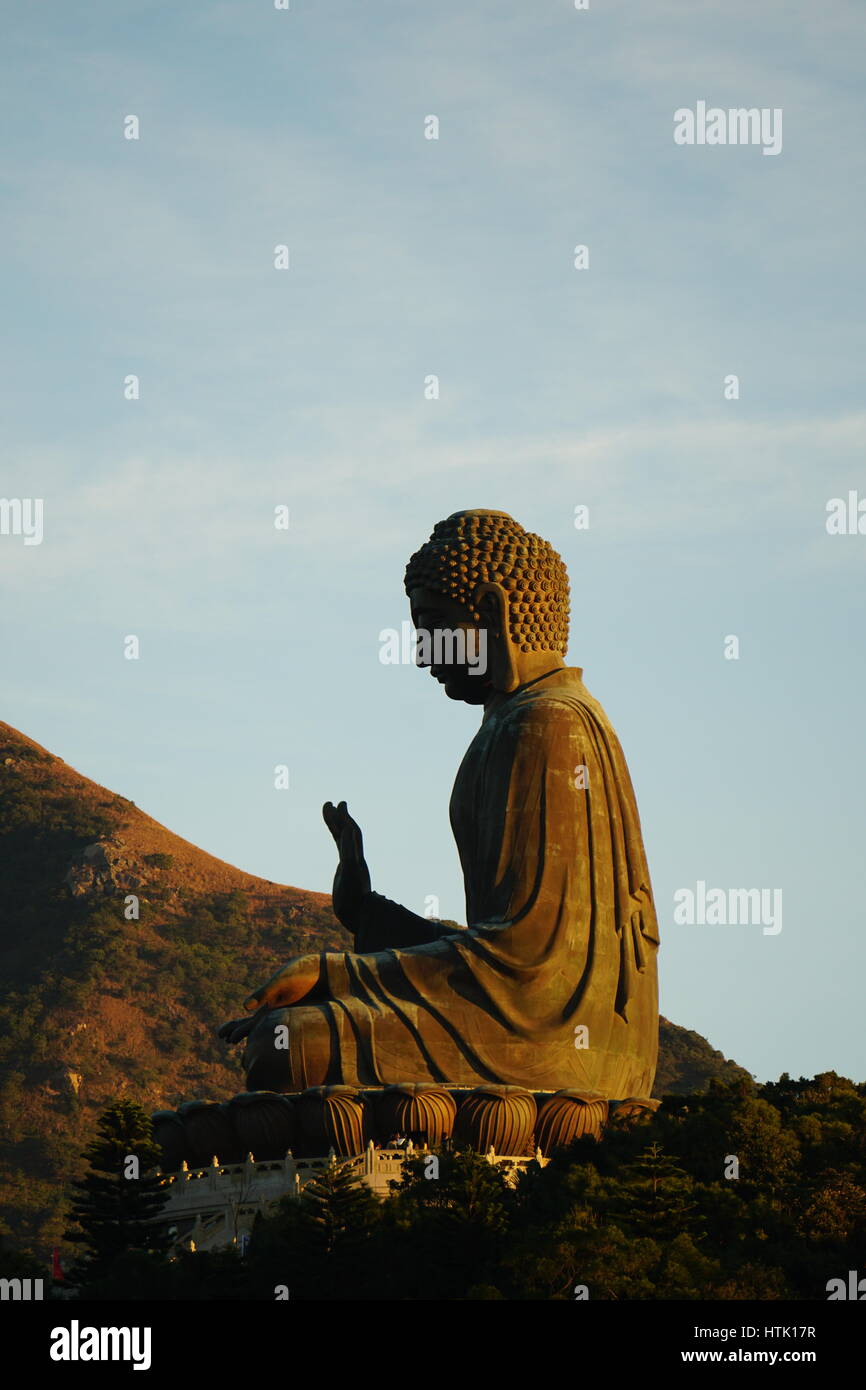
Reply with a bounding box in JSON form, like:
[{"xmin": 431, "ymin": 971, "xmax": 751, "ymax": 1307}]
[{"xmin": 404, "ymin": 510, "xmax": 570, "ymax": 703}]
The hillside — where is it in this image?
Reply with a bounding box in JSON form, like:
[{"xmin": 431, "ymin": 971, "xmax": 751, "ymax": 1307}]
[
  {"xmin": 0, "ymin": 721, "xmax": 350, "ymax": 1256},
  {"xmin": 0, "ymin": 721, "xmax": 748, "ymax": 1259},
  {"xmin": 655, "ymin": 1017, "xmax": 748, "ymax": 1096}
]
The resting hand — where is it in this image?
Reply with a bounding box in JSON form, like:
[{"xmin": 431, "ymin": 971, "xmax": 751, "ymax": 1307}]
[{"xmin": 217, "ymin": 953, "xmax": 322, "ymax": 1045}]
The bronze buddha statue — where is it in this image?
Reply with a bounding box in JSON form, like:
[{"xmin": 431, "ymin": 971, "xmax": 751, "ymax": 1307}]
[{"xmin": 219, "ymin": 510, "xmax": 659, "ymax": 1100}]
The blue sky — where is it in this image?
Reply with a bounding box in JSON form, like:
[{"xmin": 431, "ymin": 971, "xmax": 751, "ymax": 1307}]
[{"xmin": 2, "ymin": 0, "xmax": 865, "ymax": 1084}]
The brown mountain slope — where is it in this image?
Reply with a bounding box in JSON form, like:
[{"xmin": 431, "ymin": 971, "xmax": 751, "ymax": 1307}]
[
  {"xmin": 0, "ymin": 719, "xmax": 332, "ymax": 910},
  {"xmin": 0, "ymin": 721, "xmax": 749, "ymax": 1259},
  {"xmin": 0, "ymin": 720, "xmax": 350, "ymax": 1256}
]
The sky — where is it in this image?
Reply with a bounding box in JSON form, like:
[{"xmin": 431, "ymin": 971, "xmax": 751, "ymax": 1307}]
[{"xmin": 2, "ymin": 0, "xmax": 865, "ymax": 1085}]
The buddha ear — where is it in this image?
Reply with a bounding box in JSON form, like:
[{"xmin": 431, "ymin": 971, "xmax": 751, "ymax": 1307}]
[
  {"xmin": 472, "ymin": 582, "xmax": 507, "ymax": 635},
  {"xmin": 472, "ymin": 582, "xmax": 519, "ymax": 692}
]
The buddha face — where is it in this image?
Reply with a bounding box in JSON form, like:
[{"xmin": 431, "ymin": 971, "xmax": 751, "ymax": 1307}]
[{"xmin": 408, "ymin": 586, "xmax": 494, "ymax": 705}]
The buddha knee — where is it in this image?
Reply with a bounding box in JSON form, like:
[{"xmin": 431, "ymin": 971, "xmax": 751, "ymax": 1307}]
[
  {"xmin": 243, "ymin": 1006, "xmax": 332, "ymax": 1092},
  {"xmin": 243, "ymin": 1008, "xmax": 294, "ymax": 1090}
]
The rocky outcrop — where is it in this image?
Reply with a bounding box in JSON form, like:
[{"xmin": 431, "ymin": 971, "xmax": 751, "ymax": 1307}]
[{"xmin": 64, "ymin": 838, "xmax": 147, "ymax": 898}]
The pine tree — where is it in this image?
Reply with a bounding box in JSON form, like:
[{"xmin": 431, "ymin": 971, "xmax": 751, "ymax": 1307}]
[
  {"xmin": 65, "ymin": 1099, "xmax": 171, "ymax": 1286},
  {"xmin": 298, "ymin": 1160, "xmax": 380, "ymax": 1257},
  {"xmin": 616, "ymin": 1141, "xmax": 701, "ymax": 1239}
]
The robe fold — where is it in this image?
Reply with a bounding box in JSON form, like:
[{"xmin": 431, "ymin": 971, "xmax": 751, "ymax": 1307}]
[{"xmin": 244, "ymin": 666, "xmax": 659, "ymax": 1099}]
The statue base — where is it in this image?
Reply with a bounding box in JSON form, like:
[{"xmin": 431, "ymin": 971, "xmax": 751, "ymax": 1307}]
[{"xmin": 152, "ymin": 1084, "xmax": 659, "ymax": 1170}]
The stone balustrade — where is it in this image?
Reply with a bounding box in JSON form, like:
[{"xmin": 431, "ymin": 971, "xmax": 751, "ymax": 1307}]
[{"xmin": 154, "ymin": 1141, "xmax": 547, "ymax": 1253}]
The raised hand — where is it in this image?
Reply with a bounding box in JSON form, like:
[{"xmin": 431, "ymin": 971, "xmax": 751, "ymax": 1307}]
[{"xmin": 322, "ymin": 800, "xmax": 372, "ymax": 931}]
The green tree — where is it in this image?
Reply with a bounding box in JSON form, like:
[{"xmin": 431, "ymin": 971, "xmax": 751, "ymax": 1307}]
[
  {"xmin": 247, "ymin": 1161, "xmax": 383, "ymax": 1300},
  {"xmin": 299, "ymin": 1161, "xmax": 381, "ymax": 1258},
  {"xmin": 382, "ymin": 1149, "xmax": 515, "ymax": 1299},
  {"xmin": 0, "ymin": 1234, "xmax": 45, "ymax": 1281},
  {"xmin": 65, "ymin": 1100, "xmax": 171, "ymax": 1289},
  {"xmin": 144, "ymin": 853, "xmax": 174, "ymax": 870},
  {"xmin": 727, "ymin": 1097, "xmax": 800, "ymax": 1190},
  {"xmin": 615, "ymin": 1142, "xmax": 701, "ymax": 1238}
]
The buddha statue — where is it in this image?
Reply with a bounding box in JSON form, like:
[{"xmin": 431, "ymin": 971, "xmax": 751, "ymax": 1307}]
[{"xmin": 219, "ymin": 510, "xmax": 660, "ymax": 1101}]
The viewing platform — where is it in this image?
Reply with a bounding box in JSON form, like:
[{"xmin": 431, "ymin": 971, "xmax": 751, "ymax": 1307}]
[{"xmin": 155, "ymin": 1142, "xmax": 547, "ymax": 1253}]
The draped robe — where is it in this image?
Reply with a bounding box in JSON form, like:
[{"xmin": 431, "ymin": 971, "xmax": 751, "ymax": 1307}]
[{"xmin": 243, "ymin": 666, "xmax": 660, "ymax": 1099}]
